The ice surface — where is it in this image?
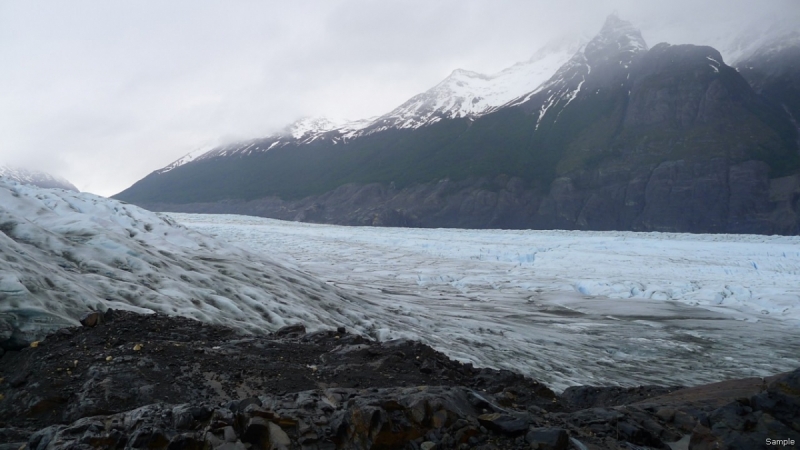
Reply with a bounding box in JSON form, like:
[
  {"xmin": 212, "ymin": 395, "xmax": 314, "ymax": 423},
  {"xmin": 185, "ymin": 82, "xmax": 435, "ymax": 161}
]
[
  {"xmin": 171, "ymin": 213, "xmax": 800, "ymax": 391},
  {"xmin": 0, "ymin": 179, "xmax": 391, "ymax": 346},
  {"xmin": 3, "ymin": 180, "xmax": 797, "ymax": 391}
]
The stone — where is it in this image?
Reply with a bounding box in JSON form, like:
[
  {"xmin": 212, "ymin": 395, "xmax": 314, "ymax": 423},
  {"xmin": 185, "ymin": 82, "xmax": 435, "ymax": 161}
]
[
  {"xmin": 222, "ymin": 426, "xmax": 237, "ymax": 442},
  {"xmin": 654, "ymin": 408, "xmax": 675, "ymax": 422},
  {"xmin": 268, "ymin": 422, "xmax": 291, "ymax": 450},
  {"xmin": 0, "ymin": 320, "xmax": 12, "ymax": 342},
  {"xmin": 167, "ymin": 433, "xmax": 206, "ymax": 450},
  {"xmin": 525, "ymin": 428, "xmax": 568, "ymax": 450},
  {"xmin": 431, "ymin": 409, "xmax": 449, "ymax": 428},
  {"xmin": 672, "ymin": 410, "xmax": 697, "ymax": 433},
  {"xmin": 242, "ymin": 416, "xmax": 270, "ymax": 447},
  {"xmin": 79, "ymin": 311, "xmax": 105, "ymax": 328},
  {"xmin": 236, "ymin": 396, "xmax": 262, "ymax": 413},
  {"xmin": 420, "ymin": 441, "xmax": 436, "ymax": 450},
  {"xmin": 274, "ymin": 324, "xmax": 306, "ymax": 338},
  {"xmin": 214, "ymin": 443, "xmax": 247, "ymax": 450},
  {"xmin": 477, "ymin": 413, "xmax": 529, "ymax": 435}
]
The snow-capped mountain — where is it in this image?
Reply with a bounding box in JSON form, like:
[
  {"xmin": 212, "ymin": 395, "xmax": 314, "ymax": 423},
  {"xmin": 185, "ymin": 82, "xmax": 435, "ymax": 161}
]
[
  {"xmin": 157, "ymin": 37, "xmax": 584, "ymax": 173},
  {"xmin": 718, "ymin": 18, "xmax": 800, "ymax": 66},
  {"xmin": 367, "ymin": 36, "xmax": 585, "ymax": 131},
  {"xmin": 156, "ymin": 116, "xmax": 376, "ymax": 174},
  {"xmin": 735, "ymin": 28, "xmax": 800, "ymax": 139},
  {"xmin": 508, "ymin": 14, "xmax": 648, "ymax": 127},
  {"xmin": 117, "ymin": 15, "xmax": 800, "ymax": 235},
  {"xmin": 0, "ymin": 166, "xmax": 78, "ymax": 191}
]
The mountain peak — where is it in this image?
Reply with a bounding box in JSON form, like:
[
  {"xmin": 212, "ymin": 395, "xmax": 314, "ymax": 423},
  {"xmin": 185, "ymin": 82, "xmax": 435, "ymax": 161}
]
[
  {"xmin": 283, "ymin": 117, "xmax": 343, "ymax": 139},
  {"xmin": 584, "ymin": 14, "xmax": 647, "ymax": 66},
  {"xmin": 447, "ymin": 68, "xmax": 489, "ymax": 80}
]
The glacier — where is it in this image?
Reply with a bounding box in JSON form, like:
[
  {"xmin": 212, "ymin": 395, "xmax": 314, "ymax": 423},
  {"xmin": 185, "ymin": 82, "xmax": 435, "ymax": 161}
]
[
  {"xmin": 1, "ymin": 178, "xmax": 798, "ymax": 391},
  {"xmin": 170, "ymin": 213, "xmax": 800, "ymax": 391},
  {"xmin": 0, "ymin": 179, "xmax": 385, "ymax": 348}
]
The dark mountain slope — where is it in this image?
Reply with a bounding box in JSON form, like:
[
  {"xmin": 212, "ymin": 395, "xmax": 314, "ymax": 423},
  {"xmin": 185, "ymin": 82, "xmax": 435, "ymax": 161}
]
[
  {"xmin": 115, "ymin": 17, "xmax": 800, "ymax": 234},
  {"xmin": 737, "ymin": 32, "xmax": 800, "ymax": 132}
]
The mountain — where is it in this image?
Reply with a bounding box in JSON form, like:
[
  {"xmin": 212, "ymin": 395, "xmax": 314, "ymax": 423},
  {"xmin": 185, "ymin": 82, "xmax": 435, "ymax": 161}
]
[
  {"xmin": 369, "ymin": 36, "xmax": 584, "ymax": 130},
  {"xmin": 736, "ymin": 30, "xmax": 800, "ymax": 132},
  {"xmin": 155, "ymin": 38, "xmax": 583, "ymax": 174},
  {"xmin": 115, "ymin": 15, "xmax": 800, "ymax": 235},
  {"xmin": 0, "ymin": 166, "xmax": 79, "ymax": 191}
]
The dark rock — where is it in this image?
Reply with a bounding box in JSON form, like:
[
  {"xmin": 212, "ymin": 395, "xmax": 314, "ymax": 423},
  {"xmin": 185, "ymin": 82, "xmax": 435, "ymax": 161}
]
[
  {"xmin": 525, "ymin": 427, "xmax": 568, "ymax": 450},
  {"xmin": 616, "ymin": 421, "xmax": 660, "ymax": 447},
  {"xmin": 274, "ymin": 323, "xmax": 306, "ymax": 338},
  {"xmin": 477, "ymin": 413, "xmax": 529, "ymax": 435},
  {"xmin": 9, "ymin": 370, "xmax": 30, "ymax": 388},
  {"xmin": 242, "ymin": 416, "xmax": 270, "ymax": 447},
  {"xmin": 561, "ymin": 385, "xmax": 682, "ymax": 411},
  {"xmin": 79, "ymin": 311, "xmax": 105, "ymax": 327},
  {"xmin": 0, "ymin": 443, "xmax": 27, "ymax": 450},
  {"xmin": 167, "ymin": 433, "xmax": 205, "ymax": 450},
  {"xmin": 3, "ymin": 310, "xmax": 798, "ymax": 450},
  {"xmin": 751, "ymin": 368, "xmax": 800, "ymax": 431},
  {"xmin": 236, "ymin": 396, "xmax": 262, "ymax": 413},
  {"xmin": 688, "ymin": 369, "xmax": 800, "ymax": 449}
]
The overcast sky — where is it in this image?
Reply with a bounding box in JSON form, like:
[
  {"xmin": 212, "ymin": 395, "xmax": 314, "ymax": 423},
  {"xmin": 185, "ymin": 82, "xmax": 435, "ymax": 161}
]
[{"xmin": 1, "ymin": 0, "xmax": 798, "ymax": 196}]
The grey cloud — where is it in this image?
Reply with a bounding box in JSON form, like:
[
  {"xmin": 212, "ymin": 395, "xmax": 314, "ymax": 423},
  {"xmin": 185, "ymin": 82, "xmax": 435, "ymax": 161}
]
[{"xmin": 0, "ymin": 0, "xmax": 797, "ymax": 195}]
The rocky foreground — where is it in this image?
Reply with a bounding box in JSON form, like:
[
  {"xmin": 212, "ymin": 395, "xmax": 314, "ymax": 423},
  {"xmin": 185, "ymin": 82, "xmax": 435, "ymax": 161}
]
[{"xmin": 0, "ymin": 311, "xmax": 798, "ymax": 450}]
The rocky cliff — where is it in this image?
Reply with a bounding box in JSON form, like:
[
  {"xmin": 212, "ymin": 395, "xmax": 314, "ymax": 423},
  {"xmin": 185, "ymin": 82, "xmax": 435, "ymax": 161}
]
[{"xmin": 139, "ymin": 157, "xmax": 800, "ymax": 234}]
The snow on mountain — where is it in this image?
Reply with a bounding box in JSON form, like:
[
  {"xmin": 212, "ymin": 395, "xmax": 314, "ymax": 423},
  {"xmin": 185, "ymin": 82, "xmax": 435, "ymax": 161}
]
[
  {"xmin": 284, "ymin": 116, "xmax": 343, "ymax": 139},
  {"xmin": 156, "ymin": 37, "xmax": 585, "ymax": 172},
  {"xmin": 0, "ymin": 178, "xmax": 386, "ymax": 348},
  {"xmin": 733, "ymin": 29, "xmax": 800, "ymax": 68},
  {"xmin": 157, "ymin": 116, "xmax": 378, "ymax": 173},
  {"xmin": 717, "ymin": 19, "xmax": 800, "ymax": 65},
  {"xmin": 0, "ymin": 166, "xmax": 79, "ymax": 192},
  {"xmin": 366, "ymin": 36, "xmax": 585, "ymax": 131},
  {"xmin": 508, "ymin": 14, "xmax": 647, "ymax": 129},
  {"xmin": 157, "ymin": 146, "xmax": 214, "ymax": 174}
]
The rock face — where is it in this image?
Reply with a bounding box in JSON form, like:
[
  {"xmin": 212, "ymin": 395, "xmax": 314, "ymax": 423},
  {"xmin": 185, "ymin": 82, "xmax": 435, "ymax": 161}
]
[
  {"xmin": 140, "ymin": 158, "xmax": 800, "ymax": 234},
  {"xmin": 1, "ymin": 311, "xmax": 798, "ymax": 450}
]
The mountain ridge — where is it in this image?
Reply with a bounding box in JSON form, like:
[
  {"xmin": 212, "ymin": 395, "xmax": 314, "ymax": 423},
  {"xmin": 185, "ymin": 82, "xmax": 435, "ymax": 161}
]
[{"xmin": 115, "ymin": 16, "xmax": 800, "ymax": 234}]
